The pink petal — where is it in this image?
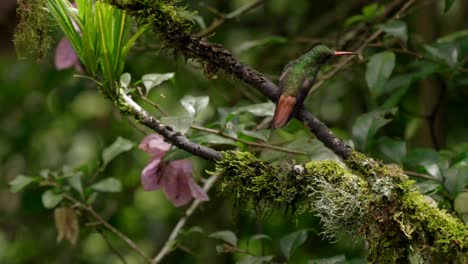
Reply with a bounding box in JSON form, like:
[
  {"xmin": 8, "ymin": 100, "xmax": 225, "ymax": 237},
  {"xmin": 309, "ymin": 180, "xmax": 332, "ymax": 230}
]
[
  {"xmin": 163, "ymin": 163, "xmax": 193, "ymax": 206},
  {"xmin": 55, "ymin": 38, "xmax": 79, "ymax": 70},
  {"xmin": 171, "ymin": 160, "xmax": 208, "ymax": 201},
  {"xmin": 141, "ymin": 158, "xmax": 164, "ymax": 191},
  {"xmin": 188, "ymin": 180, "xmax": 209, "ymax": 201},
  {"xmin": 139, "ymin": 134, "xmax": 171, "ymax": 158}
]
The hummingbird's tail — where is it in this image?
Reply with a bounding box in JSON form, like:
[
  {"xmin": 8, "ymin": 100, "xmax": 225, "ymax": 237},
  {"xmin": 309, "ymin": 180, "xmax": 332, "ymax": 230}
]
[{"xmin": 272, "ymin": 94, "xmax": 296, "ymax": 128}]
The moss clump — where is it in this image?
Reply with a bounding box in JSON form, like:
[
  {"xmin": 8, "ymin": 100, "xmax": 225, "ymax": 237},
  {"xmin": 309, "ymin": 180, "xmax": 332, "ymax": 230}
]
[
  {"xmin": 346, "ymin": 151, "xmax": 408, "ymax": 182},
  {"xmin": 215, "ymin": 151, "xmax": 303, "ymax": 211},
  {"xmin": 215, "ymin": 151, "xmax": 468, "ymax": 263},
  {"xmin": 106, "ymin": 0, "xmax": 194, "ymax": 39},
  {"xmin": 14, "ymin": 0, "xmax": 53, "ymax": 61}
]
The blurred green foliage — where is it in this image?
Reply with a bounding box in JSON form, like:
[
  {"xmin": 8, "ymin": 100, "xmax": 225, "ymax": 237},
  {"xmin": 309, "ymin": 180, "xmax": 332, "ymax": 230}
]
[{"xmin": 1, "ymin": 0, "xmax": 468, "ymax": 263}]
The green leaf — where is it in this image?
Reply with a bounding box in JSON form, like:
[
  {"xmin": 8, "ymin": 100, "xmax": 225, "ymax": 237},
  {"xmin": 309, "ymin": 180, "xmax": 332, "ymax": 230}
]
[
  {"xmin": 236, "ymin": 256, "xmax": 274, "ymax": 264},
  {"xmin": 192, "ymin": 134, "xmax": 236, "ymax": 146},
  {"xmin": 365, "ymin": 51, "xmax": 396, "ymax": 97},
  {"xmin": 352, "ymin": 109, "xmax": 396, "ymax": 151},
  {"xmin": 424, "ymin": 43, "xmax": 458, "ymax": 68},
  {"xmin": 209, "ymin": 230, "xmax": 238, "ymax": 247},
  {"xmin": 249, "ymin": 234, "xmax": 271, "ymax": 242},
  {"xmin": 311, "ymin": 255, "xmax": 346, "ymax": 264},
  {"xmin": 383, "ymin": 20, "xmax": 408, "ymax": 43},
  {"xmin": 444, "ymin": 165, "xmax": 468, "ymax": 196},
  {"xmin": 377, "ymin": 137, "xmax": 406, "ymax": 164},
  {"xmin": 444, "ymin": 0, "xmax": 456, "ymax": 13},
  {"xmin": 162, "ymin": 148, "xmax": 192, "ymax": 161},
  {"xmin": 279, "ymin": 229, "xmax": 308, "ymax": 260},
  {"xmin": 9, "ymin": 175, "xmax": 35, "ymax": 193},
  {"xmin": 102, "ymin": 137, "xmax": 134, "ymax": 168},
  {"xmin": 161, "ymin": 115, "xmax": 194, "ymax": 135},
  {"xmin": 454, "ymin": 192, "xmax": 468, "ymax": 214},
  {"xmin": 68, "ymin": 174, "xmax": 84, "ymax": 197},
  {"xmin": 42, "ymin": 190, "xmax": 64, "ymax": 209},
  {"xmin": 91, "ymin": 178, "xmax": 122, "ymax": 192},
  {"xmin": 416, "ymin": 181, "xmax": 442, "ymax": 195},
  {"xmin": 120, "ymin": 72, "xmax": 131, "ymax": 89},
  {"xmin": 229, "ymin": 102, "xmax": 275, "ymax": 117},
  {"xmin": 141, "ymin": 73, "xmax": 175, "ymax": 95},
  {"xmin": 404, "ymin": 148, "xmax": 449, "ymax": 180},
  {"xmin": 180, "ymin": 95, "xmax": 209, "ymax": 117}
]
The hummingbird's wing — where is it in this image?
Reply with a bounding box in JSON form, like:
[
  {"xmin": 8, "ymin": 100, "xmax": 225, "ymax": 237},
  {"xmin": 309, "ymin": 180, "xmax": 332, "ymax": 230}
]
[
  {"xmin": 273, "ymin": 67, "xmax": 296, "ymax": 128},
  {"xmin": 272, "ymin": 94, "xmax": 296, "ymax": 128}
]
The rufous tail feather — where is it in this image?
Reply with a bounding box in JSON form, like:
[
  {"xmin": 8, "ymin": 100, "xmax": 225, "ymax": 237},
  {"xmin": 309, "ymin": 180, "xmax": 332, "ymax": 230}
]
[{"xmin": 272, "ymin": 94, "xmax": 296, "ymax": 128}]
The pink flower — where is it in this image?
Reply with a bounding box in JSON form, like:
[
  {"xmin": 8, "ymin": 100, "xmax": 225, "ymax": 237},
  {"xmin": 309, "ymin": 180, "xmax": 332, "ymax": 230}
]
[
  {"xmin": 55, "ymin": 38, "xmax": 83, "ymax": 72},
  {"xmin": 54, "ymin": 2, "xmax": 83, "ymax": 72},
  {"xmin": 139, "ymin": 134, "xmax": 209, "ymax": 207}
]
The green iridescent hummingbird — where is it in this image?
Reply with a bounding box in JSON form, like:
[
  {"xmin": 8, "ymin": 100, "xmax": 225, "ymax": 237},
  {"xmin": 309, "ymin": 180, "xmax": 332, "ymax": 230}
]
[{"xmin": 272, "ymin": 45, "xmax": 356, "ymax": 128}]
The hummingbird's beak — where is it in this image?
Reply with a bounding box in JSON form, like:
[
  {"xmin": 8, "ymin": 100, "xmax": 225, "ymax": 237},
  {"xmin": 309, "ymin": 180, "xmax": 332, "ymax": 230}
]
[{"xmin": 333, "ymin": 51, "xmax": 357, "ymax": 56}]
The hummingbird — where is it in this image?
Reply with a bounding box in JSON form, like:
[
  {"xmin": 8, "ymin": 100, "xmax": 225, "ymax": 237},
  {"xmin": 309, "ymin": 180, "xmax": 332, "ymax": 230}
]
[{"xmin": 272, "ymin": 45, "xmax": 356, "ymax": 128}]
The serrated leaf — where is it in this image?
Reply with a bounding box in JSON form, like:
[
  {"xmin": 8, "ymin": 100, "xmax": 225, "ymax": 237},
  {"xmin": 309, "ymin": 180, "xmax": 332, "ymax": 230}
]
[
  {"xmin": 444, "ymin": 0, "xmax": 456, "ymax": 13},
  {"xmin": 91, "ymin": 178, "xmax": 122, "ymax": 192},
  {"xmin": 180, "ymin": 95, "xmax": 209, "ymax": 117},
  {"xmin": 102, "ymin": 137, "xmax": 134, "ymax": 168},
  {"xmin": 120, "ymin": 72, "xmax": 131, "ymax": 89},
  {"xmin": 42, "ymin": 190, "xmax": 64, "ymax": 209},
  {"xmin": 161, "ymin": 115, "xmax": 194, "ymax": 135},
  {"xmin": 9, "ymin": 175, "xmax": 35, "ymax": 193},
  {"xmin": 279, "ymin": 229, "xmax": 308, "ymax": 260},
  {"xmin": 209, "ymin": 230, "xmax": 237, "ymax": 247},
  {"xmin": 383, "ymin": 20, "xmax": 408, "ymax": 43},
  {"xmin": 142, "ymin": 73, "xmax": 175, "ymax": 95},
  {"xmin": 365, "ymin": 51, "xmax": 396, "ymax": 97}
]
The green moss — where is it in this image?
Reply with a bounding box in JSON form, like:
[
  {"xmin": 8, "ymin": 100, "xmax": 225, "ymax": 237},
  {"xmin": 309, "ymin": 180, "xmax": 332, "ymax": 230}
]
[
  {"xmin": 14, "ymin": 0, "xmax": 53, "ymax": 61},
  {"xmin": 216, "ymin": 152, "xmax": 468, "ymax": 262},
  {"xmin": 346, "ymin": 151, "xmax": 407, "ymax": 181},
  {"xmin": 106, "ymin": 0, "xmax": 194, "ymax": 39}
]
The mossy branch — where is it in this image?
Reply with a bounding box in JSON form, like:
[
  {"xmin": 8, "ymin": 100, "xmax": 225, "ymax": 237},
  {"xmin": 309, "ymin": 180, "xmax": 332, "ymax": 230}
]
[{"xmin": 216, "ymin": 151, "xmax": 467, "ymax": 263}]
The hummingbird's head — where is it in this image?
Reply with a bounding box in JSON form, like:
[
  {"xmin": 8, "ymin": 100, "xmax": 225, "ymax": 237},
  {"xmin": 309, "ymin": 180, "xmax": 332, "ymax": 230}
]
[{"xmin": 309, "ymin": 45, "xmax": 357, "ymax": 65}]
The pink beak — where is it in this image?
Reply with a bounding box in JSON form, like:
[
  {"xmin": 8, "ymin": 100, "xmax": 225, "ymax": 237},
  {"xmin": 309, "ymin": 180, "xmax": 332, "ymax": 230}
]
[{"xmin": 334, "ymin": 51, "xmax": 357, "ymax": 56}]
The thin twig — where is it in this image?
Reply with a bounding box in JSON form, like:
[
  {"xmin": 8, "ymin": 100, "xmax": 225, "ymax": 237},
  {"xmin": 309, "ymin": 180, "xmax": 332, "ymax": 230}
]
[
  {"xmin": 137, "ymin": 87, "xmax": 169, "ymax": 116},
  {"xmin": 190, "ymin": 125, "xmax": 307, "ymax": 156},
  {"xmin": 195, "ymin": 0, "xmax": 264, "ymax": 38},
  {"xmin": 63, "ymin": 194, "xmax": 152, "ymax": 263},
  {"xmin": 152, "ymin": 173, "xmax": 219, "ymax": 263},
  {"xmin": 404, "ymin": 170, "xmax": 440, "ymax": 181},
  {"xmin": 136, "ymin": 89, "xmax": 307, "ymax": 156},
  {"xmin": 97, "ymin": 228, "xmax": 128, "ymax": 264}
]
